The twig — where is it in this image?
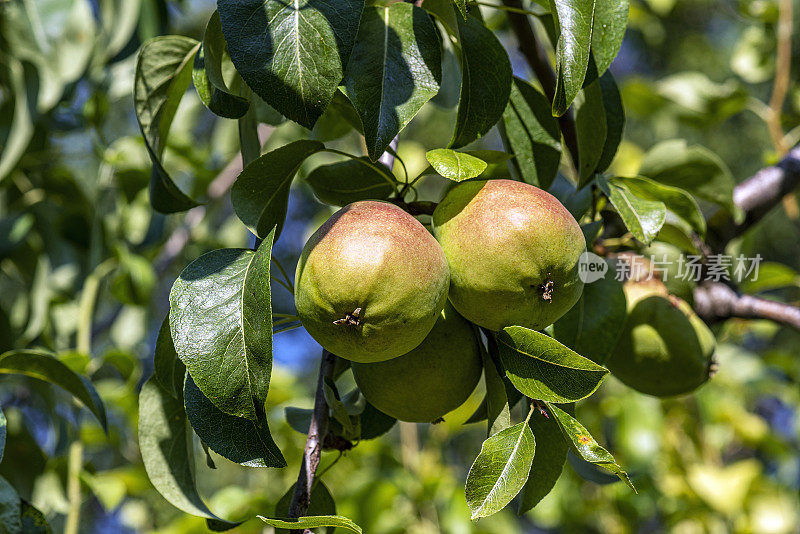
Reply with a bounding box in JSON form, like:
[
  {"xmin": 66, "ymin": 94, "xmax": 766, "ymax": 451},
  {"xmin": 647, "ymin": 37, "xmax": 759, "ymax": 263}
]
[
  {"xmin": 287, "ymin": 350, "xmax": 337, "ymax": 533},
  {"xmin": 767, "ymin": 0, "xmax": 793, "ymax": 156},
  {"xmin": 693, "ymin": 281, "xmax": 800, "ymax": 331},
  {"xmin": 500, "ymin": 0, "xmax": 580, "ymax": 171},
  {"xmin": 64, "ymin": 441, "xmax": 83, "ymax": 534}
]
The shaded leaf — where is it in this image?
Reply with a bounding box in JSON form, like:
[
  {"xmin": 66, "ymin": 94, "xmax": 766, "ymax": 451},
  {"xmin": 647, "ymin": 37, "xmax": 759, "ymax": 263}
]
[
  {"xmin": 323, "ymin": 377, "xmax": 358, "ymax": 439},
  {"xmin": 638, "ymin": 139, "xmax": 736, "ymax": 214},
  {"xmin": 497, "ymin": 327, "xmax": 608, "ymax": 403},
  {"xmin": 138, "ymin": 378, "xmax": 237, "ymax": 527},
  {"xmin": 153, "ymin": 316, "xmax": 186, "ymax": 399},
  {"xmin": 192, "ymin": 11, "xmax": 249, "ymax": 119},
  {"xmin": 595, "ymin": 70, "xmax": 624, "ymax": 173},
  {"xmin": 274, "ymin": 482, "xmax": 336, "ymax": 534},
  {"xmin": 518, "ymin": 407, "xmax": 569, "ymax": 514},
  {"xmin": 598, "ymin": 175, "xmax": 666, "ymax": 245},
  {"xmin": 0, "ymin": 476, "xmax": 20, "ymax": 533},
  {"xmin": 551, "ymin": 0, "xmax": 595, "ymax": 115},
  {"xmin": 0, "ymin": 408, "xmax": 5, "ymax": 464},
  {"xmin": 0, "ymin": 58, "xmax": 35, "ymax": 182},
  {"xmin": 259, "ymin": 515, "xmax": 362, "ymax": 534},
  {"xmin": 169, "ymin": 234, "xmax": 275, "ymax": 421},
  {"xmin": 553, "ymin": 265, "xmax": 627, "ymax": 364},
  {"xmin": 503, "ymin": 77, "xmax": 561, "ymax": 188},
  {"xmin": 426, "ymin": 149, "xmax": 488, "ymax": 182},
  {"xmin": 306, "ymin": 159, "xmax": 394, "ymax": 206},
  {"xmin": 231, "ymin": 141, "xmax": 325, "ymax": 240},
  {"xmin": 19, "ymin": 500, "xmax": 50, "ymax": 533},
  {"xmin": 465, "ymin": 420, "xmax": 535, "ymax": 519},
  {"xmin": 481, "ymin": 340, "xmax": 512, "ymax": 437},
  {"xmin": 359, "ymin": 401, "xmax": 397, "ymax": 440},
  {"xmin": 134, "ymin": 36, "xmax": 202, "ymax": 213},
  {"xmin": 449, "ymin": 14, "xmax": 513, "ymax": 148},
  {"xmin": 0, "ymin": 350, "xmax": 107, "ymax": 431},
  {"xmin": 218, "ymin": 0, "xmax": 363, "ymax": 128},
  {"xmin": 546, "ymin": 402, "xmax": 635, "ymax": 489},
  {"xmin": 183, "ymin": 374, "xmax": 285, "ymax": 468},
  {"xmin": 591, "ymin": 0, "xmax": 629, "ymax": 75},
  {"xmin": 610, "ymin": 176, "xmax": 706, "ymax": 236},
  {"xmin": 575, "ymin": 79, "xmax": 607, "ymax": 185},
  {"xmin": 342, "ymin": 3, "xmax": 442, "ymax": 160}
]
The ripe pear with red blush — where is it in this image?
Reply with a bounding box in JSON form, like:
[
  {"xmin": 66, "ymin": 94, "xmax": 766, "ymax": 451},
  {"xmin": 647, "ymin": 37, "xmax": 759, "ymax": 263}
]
[
  {"xmin": 295, "ymin": 201, "xmax": 450, "ymax": 363},
  {"xmin": 432, "ymin": 179, "xmax": 586, "ymax": 331}
]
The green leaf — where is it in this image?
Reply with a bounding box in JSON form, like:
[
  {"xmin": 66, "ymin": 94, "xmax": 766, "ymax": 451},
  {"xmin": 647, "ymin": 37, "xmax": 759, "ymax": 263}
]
[
  {"xmin": 183, "ymin": 374, "xmax": 285, "ymax": 468},
  {"xmin": 575, "ymin": 79, "xmax": 608, "ymax": 185},
  {"xmin": 638, "ymin": 139, "xmax": 736, "ymax": 214},
  {"xmin": 169, "ymin": 234, "xmax": 275, "ymax": 421},
  {"xmin": 448, "ymin": 14, "xmax": 513, "ymax": 148},
  {"xmin": 305, "ymin": 159, "xmax": 394, "ymax": 206},
  {"xmin": 217, "ymin": 0, "xmax": 363, "ymax": 129},
  {"xmin": 425, "ymin": 149, "xmax": 488, "ymax": 182},
  {"xmin": 259, "ymin": 515, "xmax": 362, "ymax": 534},
  {"xmin": 359, "ymin": 401, "xmax": 397, "ymax": 440},
  {"xmin": 610, "ymin": 176, "xmax": 706, "ymax": 236},
  {"xmin": 483, "ymin": 345, "xmax": 512, "ymax": 437},
  {"xmin": 0, "ymin": 58, "xmax": 35, "ymax": 183},
  {"xmin": 591, "ymin": 0, "xmax": 629, "ymax": 75},
  {"xmin": 551, "ymin": 0, "xmax": 595, "ymax": 115},
  {"xmin": 192, "ymin": 11, "xmax": 249, "ymax": 119},
  {"xmin": 546, "ymin": 402, "xmax": 635, "ymax": 490},
  {"xmin": 134, "ymin": 36, "xmax": 202, "ymax": 213},
  {"xmin": 503, "ymin": 77, "xmax": 562, "ymax": 189},
  {"xmin": 453, "ymin": 0, "xmax": 468, "ymax": 18},
  {"xmin": 153, "ymin": 316, "xmax": 186, "ymax": 399},
  {"xmin": 138, "ymin": 377, "xmax": 238, "ymax": 528},
  {"xmin": 740, "ymin": 262, "xmax": 800, "ymax": 294},
  {"xmin": 595, "ymin": 70, "xmax": 625, "ymax": 173},
  {"xmin": 553, "ymin": 265, "xmax": 626, "ymax": 364},
  {"xmin": 19, "ymin": 500, "xmax": 50, "ymax": 534},
  {"xmin": 274, "ymin": 482, "xmax": 336, "ymax": 534},
  {"xmin": 465, "ymin": 420, "xmax": 536, "ymax": 519},
  {"xmin": 231, "ymin": 140, "xmax": 325, "ymax": 240},
  {"xmin": 0, "ymin": 350, "xmax": 107, "ymax": 431},
  {"xmin": 342, "ymin": 3, "xmax": 442, "ymax": 161},
  {"xmin": 518, "ymin": 407, "xmax": 569, "ymax": 514},
  {"xmin": 0, "ymin": 408, "xmax": 5, "ymax": 464},
  {"xmin": 497, "ymin": 327, "xmax": 608, "ymax": 403},
  {"xmin": 598, "ymin": 175, "xmax": 666, "ymax": 245},
  {"xmin": 0, "ymin": 476, "xmax": 20, "ymax": 533},
  {"xmin": 323, "ymin": 377, "xmax": 358, "ymax": 439}
]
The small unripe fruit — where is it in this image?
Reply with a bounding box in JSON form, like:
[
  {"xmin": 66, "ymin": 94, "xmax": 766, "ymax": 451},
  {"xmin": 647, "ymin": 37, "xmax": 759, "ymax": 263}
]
[
  {"xmin": 606, "ymin": 276, "xmax": 715, "ymax": 397},
  {"xmin": 352, "ymin": 304, "xmax": 482, "ymax": 423},
  {"xmin": 295, "ymin": 201, "xmax": 450, "ymax": 363},
  {"xmin": 432, "ymin": 179, "xmax": 585, "ymax": 331}
]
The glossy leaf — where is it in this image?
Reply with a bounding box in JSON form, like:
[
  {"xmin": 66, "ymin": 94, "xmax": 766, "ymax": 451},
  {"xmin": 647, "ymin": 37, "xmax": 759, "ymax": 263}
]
[
  {"xmin": 596, "ymin": 71, "xmax": 625, "ymax": 173},
  {"xmin": 305, "ymin": 158, "xmax": 394, "ymax": 206},
  {"xmin": 134, "ymin": 36, "xmax": 202, "ymax": 213},
  {"xmin": 169, "ymin": 235, "xmax": 275, "ymax": 421},
  {"xmin": 217, "ymin": 0, "xmax": 363, "ymax": 129},
  {"xmin": 592, "ymin": 0, "xmax": 629, "ymax": 75},
  {"xmin": 274, "ymin": 482, "xmax": 336, "ymax": 534},
  {"xmin": 465, "ymin": 420, "xmax": 535, "ymax": 519},
  {"xmin": 638, "ymin": 139, "xmax": 736, "ymax": 214},
  {"xmin": 259, "ymin": 515, "xmax": 362, "ymax": 533},
  {"xmin": 449, "ymin": 14, "xmax": 513, "ymax": 148},
  {"xmin": 503, "ymin": 77, "xmax": 562, "ymax": 188},
  {"xmin": 0, "ymin": 476, "xmax": 20, "ymax": 533},
  {"xmin": 138, "ymin": 377, "xmax": 237, "ymax": 527},
  {"xmin": 183, "ymin": 374, "xmax": 285, "ymax": 468},
  {"xmin": 518, "ymin": 406, "xmax": 569, "ymax": 514},
  {"xmin": 553, "ymin": 266, "xmax": 626, "ymax": 364},
  {"xmin": 153, "ymin": 316, "xmax": 186, "ymax": 399},
  {"xmin": 551, "ymin": 0, "xmax": 595, "ymax": 115},
  {"xmin": 342, "ymin": 3, "xmax": 442, "ymax": 160},
  {"xmin": 192, "ymin": 11, "xmax": 249, "ymax": 119},
  {"xmin": 497, "ymin": 327, "xmax": 608, "ymax": 403},
  {"xmin": 610, "ymin": 176, "xmax": 706, "ymax": 236},
  {"xmin": 575, "ymin": 79, "xmax": 608, "ymax": 185},
  {"xmin": 231, "ymin": 140, "xmax": 325, "ymax": 240},
  {"xmin": 598, "ymin": 175, "xmax": 666, "ymax": 245},
  {"xmin": 426, "ymin": 149, "xmax": 488, "ymax": 182},
  {"xmin": 546, "ymin": 402, "xmax": 635, "ymax": 490},
  {"xmin": 0, "ymin": 350, "xmax": 107, "ymax": 431}
]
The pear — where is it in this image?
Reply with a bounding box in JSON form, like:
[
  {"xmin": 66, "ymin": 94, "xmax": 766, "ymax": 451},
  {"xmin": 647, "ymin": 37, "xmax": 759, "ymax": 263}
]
[
  {"xmin": 295, "ymin": 201, "xmax": 450, "ymax": 363},
  {"xmin": 352, "ymin": 304, "xmax": 482, "ymax": 423},
  {"xmin": 432, "ymin": 179, "xmax": 585, "ymax": 331}
]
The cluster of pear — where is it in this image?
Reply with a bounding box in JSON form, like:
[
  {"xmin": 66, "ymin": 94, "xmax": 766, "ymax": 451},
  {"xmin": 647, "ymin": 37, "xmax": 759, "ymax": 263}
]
[
  {"xmin": 606, "ymin": 254, "xmax": 716, "ymax": 397},
  {"xmin": 294, "ymin": 179, "xmax": 586, "ymax": 423}
]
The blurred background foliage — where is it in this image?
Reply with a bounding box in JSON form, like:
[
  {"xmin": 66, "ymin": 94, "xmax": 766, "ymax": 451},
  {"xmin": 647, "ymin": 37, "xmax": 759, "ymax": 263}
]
[{"xmin": 0, "ymin": 0, "xmax": 798, "ymax": 532}]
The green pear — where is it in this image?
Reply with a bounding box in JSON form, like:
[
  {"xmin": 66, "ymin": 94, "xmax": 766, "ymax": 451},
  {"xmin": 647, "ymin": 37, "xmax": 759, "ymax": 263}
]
[
  {"xmin": 295, "ymin": 201, "xmax": 450, "ymax": 363},
  {"xmin": 352, "ymin": 303, "xmax": 482, "ymax": 423},
  {"xmin": 607, "ymin": 278, "xmax": 715, "ymax": 397},
  {"xmin": 432, "ymin": 179, "xmax": 586, "ymax": 331}
]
